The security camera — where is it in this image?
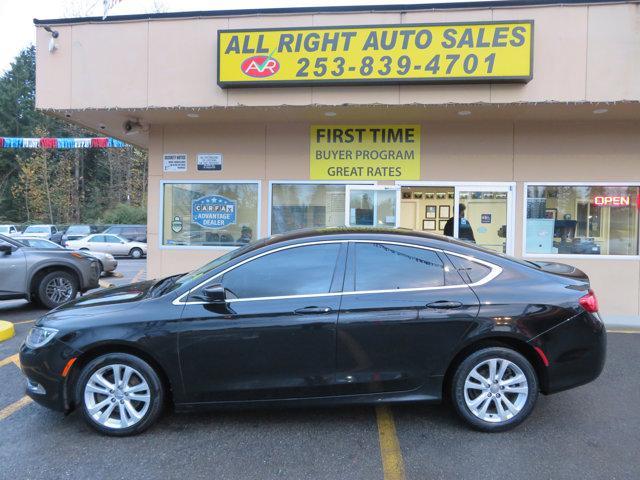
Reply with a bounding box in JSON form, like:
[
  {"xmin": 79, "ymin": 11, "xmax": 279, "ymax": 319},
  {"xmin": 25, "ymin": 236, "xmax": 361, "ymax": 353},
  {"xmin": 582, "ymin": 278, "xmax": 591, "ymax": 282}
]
[
  {"xmin": 122, "ymin": 119, "xmax": 146, "ymax": 135},
  {"xmin": 43, "ymin": 26, "xmax": 59, "ymax": 38}
]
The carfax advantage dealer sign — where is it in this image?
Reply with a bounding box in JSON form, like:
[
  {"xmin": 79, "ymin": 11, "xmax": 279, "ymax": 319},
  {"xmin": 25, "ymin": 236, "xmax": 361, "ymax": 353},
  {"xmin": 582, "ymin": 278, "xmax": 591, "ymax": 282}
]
[
  {"xmin": 217, "ymin": 21, "xmax": 533, "ymax": 87},
  {"xmin": 310, "ymin": 125, "xmax": 420, "ymax": 180}
]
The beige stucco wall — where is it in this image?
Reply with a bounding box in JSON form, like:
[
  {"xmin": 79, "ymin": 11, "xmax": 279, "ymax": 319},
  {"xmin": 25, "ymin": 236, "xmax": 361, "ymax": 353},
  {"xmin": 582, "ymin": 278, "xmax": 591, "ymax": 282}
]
[
  {"xmin": 36, "ymin": 2, "xmax": 640, "ymax": 111},
  {"xmin": 145, "ymin": 119, "xmax": 640, "ymax": 323}
]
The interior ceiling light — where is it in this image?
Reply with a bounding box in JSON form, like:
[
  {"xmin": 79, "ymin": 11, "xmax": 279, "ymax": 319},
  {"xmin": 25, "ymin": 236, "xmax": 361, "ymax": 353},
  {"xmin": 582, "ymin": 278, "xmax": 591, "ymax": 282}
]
[
  {"xmin": 592, "ymin": 108, "xmax": 608, "ymax": 114},
  {"xmin": 457, "ymin": 110, "xmax": 472, "ymax": 116},
  {"xmin": 324, "ymin": 111, "xmax": 337, "ymax": 117},
  {"xmin": 187, "ymin": 113, "xmax": 200, "ymax": 118}
]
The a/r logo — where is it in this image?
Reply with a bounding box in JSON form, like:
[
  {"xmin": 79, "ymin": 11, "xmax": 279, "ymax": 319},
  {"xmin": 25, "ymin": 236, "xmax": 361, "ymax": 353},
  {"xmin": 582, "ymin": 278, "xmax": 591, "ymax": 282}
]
[{"xmin": 241, "ymin": 55, "xmax": 280, "ymax": 78}]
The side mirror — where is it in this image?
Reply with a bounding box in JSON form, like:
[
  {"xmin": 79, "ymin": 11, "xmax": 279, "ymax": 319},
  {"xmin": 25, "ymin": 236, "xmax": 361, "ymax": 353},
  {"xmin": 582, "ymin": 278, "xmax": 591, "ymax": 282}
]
[
  {"xmin": 200, "ymin": 283, "xmax": 226, "ymax": 304},
  {"xmin": 0, "ymin": 244, "xmax": 12, "ymax": 255}
]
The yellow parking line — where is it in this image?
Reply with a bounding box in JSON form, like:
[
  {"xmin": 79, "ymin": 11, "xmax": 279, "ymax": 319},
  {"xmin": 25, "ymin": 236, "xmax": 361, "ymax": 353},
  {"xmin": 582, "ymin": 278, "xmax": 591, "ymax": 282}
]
[
  {"xmin": 132, "ymin": 268, "xmax": 145, "ymax": 283},
  {"xmin": 0, "ymin": 396, "xmax": 33, "ymax": 421},
  {"xmin": 607, "ymin": 329, "xmax": 640, "ymax": 334},
  {"xmin": 14, "ymin": 319, "xmax": 35, "ymax": 325},
  {"xmin": 376, "ymin": 406, "xmax": 406, "ymax": 480},
  {"xmin": 0, "ymin": 353, "xmax": 19, "ymax": 369}
]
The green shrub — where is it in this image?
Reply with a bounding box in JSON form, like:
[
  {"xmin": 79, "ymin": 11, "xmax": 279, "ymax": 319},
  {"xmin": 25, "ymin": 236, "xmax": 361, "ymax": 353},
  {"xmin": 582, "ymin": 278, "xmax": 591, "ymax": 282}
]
[{"xmin": 100, "ymin": 203, "xmax": 147, "ymax": 225}]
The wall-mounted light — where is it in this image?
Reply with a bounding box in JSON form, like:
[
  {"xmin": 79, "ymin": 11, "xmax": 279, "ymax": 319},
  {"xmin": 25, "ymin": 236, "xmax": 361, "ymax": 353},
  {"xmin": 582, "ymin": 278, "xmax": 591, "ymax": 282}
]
[
  {"xmin": 43, "ymin": 26, "xmax": 59, "ymax": 53},
  {"xmin": 457, "ymin": 110, "xmax": 472, "ymax": 116},
  {"xmin": 593, "ymin": 108, "xmax": 608, "ymax": 115}
]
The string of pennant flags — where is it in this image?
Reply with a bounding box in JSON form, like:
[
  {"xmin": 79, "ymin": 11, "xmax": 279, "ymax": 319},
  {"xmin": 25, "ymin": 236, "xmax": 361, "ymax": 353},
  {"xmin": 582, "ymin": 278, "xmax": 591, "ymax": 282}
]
[{"xmin": 0, "ymin": 137, "xmax": 127, "ymax": 149}]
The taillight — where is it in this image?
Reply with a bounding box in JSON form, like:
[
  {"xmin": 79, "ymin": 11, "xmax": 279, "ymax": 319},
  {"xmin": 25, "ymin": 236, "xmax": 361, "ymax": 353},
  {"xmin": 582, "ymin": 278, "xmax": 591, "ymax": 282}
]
[{"xmin": 579, "ymin": 289, "xmax": 599, "ymax": 313}]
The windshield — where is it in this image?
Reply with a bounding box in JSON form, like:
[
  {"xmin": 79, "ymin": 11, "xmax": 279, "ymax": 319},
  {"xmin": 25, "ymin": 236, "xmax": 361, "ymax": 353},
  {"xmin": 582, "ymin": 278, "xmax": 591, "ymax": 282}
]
[
  {"xmin": 67, "ymin": 226, "xmax": 89, "ymax": 234},
  {"xmin": 0, "ymin": 226, "xmax": 10, "ymax": 233},
  {"xmin": 24, "ymin": 226, "xmax": 49, "ymax": 233},
  {"xmin": 170, "ymin": 239, "xmax": 265, "ymax": 291},
  {"xmin": 23, "ymin": 239, "xmax": 63, "ymax": 249}
]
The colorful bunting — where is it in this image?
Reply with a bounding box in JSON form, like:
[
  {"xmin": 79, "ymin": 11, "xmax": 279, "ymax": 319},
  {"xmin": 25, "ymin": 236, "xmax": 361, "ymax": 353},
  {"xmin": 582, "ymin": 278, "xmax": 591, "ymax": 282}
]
[{"xmin": 0, "ymin": 137, "xmax": 128, "ymax": 149}]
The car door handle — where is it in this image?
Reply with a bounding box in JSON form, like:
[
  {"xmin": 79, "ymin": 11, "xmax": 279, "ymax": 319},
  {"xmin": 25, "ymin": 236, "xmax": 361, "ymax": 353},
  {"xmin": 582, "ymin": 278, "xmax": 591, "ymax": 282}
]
[
  {"xmin": 294, "ymin": 306, "xmax": 333, "ymax": 315},
  {"xmin": 425, "ymin": 300, "xmax": 463, "ymax": 309}
]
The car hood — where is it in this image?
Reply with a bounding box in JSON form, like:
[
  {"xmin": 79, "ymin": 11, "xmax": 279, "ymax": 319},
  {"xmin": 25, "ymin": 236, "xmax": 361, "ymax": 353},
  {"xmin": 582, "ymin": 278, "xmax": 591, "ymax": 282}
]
[{"xmin": 41, "ymin": 280, "xmax": 157, "ymax": 321}]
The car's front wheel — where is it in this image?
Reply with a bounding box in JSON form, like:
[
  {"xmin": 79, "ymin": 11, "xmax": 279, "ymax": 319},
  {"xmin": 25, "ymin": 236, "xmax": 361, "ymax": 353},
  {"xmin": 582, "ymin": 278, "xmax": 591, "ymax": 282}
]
[
  {"xmin": 129, "ymin": 248, "xmax": 143, "ymax": 259},
  {"xmin": 36, "ymin": 270, "xmax": 78, "ymax": 309},
  {"xmin": 76, "ymin": 353, "xmax": 164, "ymax": 436},
  {"xmin": 451, "ymin": 347, "xmax": 538, "ymax": 432}
]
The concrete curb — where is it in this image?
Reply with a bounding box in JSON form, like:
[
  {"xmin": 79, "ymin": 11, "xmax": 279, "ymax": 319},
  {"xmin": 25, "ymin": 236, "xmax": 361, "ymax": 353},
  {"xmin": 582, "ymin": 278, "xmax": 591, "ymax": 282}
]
[{"xmin": 0, "ymin": 320, "xmax": 15, "ymax": 343}]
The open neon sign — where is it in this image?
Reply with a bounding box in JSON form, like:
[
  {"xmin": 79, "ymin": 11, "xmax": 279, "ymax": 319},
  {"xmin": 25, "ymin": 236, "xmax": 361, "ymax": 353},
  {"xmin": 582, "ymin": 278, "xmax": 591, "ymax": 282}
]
[{"xmin": 593, "ymin": 195, "xmax": 640, "ymax": 207}]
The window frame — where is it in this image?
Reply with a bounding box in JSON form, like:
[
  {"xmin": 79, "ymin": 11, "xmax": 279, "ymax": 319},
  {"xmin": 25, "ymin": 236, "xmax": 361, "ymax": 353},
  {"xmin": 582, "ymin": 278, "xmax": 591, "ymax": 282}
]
[
  {"xmin": 523, "ymin": 182, "xmax": 640, "ymax": 260},
  {"xmin": 160, "ymin": 180, "xmax": 262, "ymax": 251},
  {"xmin": 267, "ymin": 180, "xmax": 375, "ymax": 236},
  {"xmin": 173, "ymin": 239, "xmax": 502, "ymax": 306}
]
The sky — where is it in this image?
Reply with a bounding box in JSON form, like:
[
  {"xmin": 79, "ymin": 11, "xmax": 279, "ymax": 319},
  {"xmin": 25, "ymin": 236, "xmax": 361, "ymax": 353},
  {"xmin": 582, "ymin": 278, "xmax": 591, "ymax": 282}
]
[{"xmin": 0, "ymin": 0, "xmax": 486, "ymax": 73}]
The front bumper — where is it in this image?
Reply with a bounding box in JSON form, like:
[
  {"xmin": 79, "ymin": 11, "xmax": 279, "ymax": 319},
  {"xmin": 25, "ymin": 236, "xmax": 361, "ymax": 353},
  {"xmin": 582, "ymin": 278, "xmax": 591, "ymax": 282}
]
[
  {"xmin": 19, "ymin": 340, "xmax": 82, "ymax": 412},
  {"xmin": 531, "ymin": 311, "xmax": 606, "ymax": 394},
  {"xmin": 80, "ymin": 260, "xmax": 101, "ymax": 291}
]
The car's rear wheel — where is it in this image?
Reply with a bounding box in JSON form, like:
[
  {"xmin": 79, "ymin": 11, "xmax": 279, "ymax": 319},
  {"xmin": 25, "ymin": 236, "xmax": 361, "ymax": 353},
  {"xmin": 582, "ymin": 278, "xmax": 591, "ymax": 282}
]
[
  {"xmin": 451, "ymin": 347, "xmax": 538, "ymax": 432},
  {"xmin": 76, "ymin": 353, "xmax": 164, "ymax": 436},
  {"xmin": 129, "ymin": 248, "xmax": 143, "ymax": 259},
  {"xmin": 36, "ymin": 271, "xmax": 78, "ymax": 309}
]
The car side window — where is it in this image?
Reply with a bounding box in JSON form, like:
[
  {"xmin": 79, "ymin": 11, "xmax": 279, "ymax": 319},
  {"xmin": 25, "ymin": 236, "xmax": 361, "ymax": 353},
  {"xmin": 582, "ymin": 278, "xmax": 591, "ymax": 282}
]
[
  {"xmin": 104, "ymin": 235, "xmax": 122, "ymax": 243},
  {"xmin": 51, "ymin": 226, "xmax": 57, "ymax": 233},
  {"xmin": 89, "ymin": 235, "xmax": 105, "ymax": 243},
  {"xmin": 354, "ymin": 243, "xmax": 445, "ymax": 291},
  {"xmin": 221, "ymin": 243, "xmax": 341, "ymax": 299},
  {"xmin": 446, "ymin": 255, "xmax": 492, "ymax": 284}
]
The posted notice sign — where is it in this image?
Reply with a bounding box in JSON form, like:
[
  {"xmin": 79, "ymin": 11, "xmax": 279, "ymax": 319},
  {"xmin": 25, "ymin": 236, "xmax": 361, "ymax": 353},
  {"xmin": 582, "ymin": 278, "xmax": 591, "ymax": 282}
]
[
  {"xmin": 310, "ymin": 125, "xmax": 420, "ymax": 180},
  {"xmin": 218, "ymin": 21, "xmax": 533, "ymax": 87}
]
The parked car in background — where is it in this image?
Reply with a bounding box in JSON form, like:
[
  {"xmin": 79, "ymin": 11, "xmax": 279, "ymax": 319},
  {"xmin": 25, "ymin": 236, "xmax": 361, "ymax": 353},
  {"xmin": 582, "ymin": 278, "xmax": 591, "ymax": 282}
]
[
  {"xmin": 103, "ymin": 225, "xmax": 147, "ymax": 243},
  {"xmin": 18, "ymin": 228, "xmax": 606, "ymax": 436},
  {"xmin": 23, "ymin": 225, "xmax": 64, "ymax": 244},
  {"xmin": 0, "ymin": 233, "xmax": 100, "ymax": 309},
  {"xmin": 0, "ymin": 225, "xmax": 20, "ymax": 236},
  {"xmin": 62, "ymin": 225, "xmax": 101, "ymax": 244},
  {"xmin": 15, "ymin": 237, "xmax": 117, "ymax": 275},
  {"xmin": 66, "ymin": 234, "xmax": 147, "ymax": 259}
]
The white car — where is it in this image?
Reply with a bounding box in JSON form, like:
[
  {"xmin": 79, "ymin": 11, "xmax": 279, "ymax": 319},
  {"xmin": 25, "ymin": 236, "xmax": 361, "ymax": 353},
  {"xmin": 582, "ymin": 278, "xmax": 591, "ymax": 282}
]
[
  {"xmin": 14, "ymin": 236, "xmax": 118, "ymax": 274},
  {"xmin": 0, "ymin": 225, "xmax": 20, "ymax": 236},
  {"xmin": 67, "ymin": 233, "xmax": 147, "ymax": 258},
  {"xmin": 22, "ymin": 224, "xmax": 61, "ymax": 241}
]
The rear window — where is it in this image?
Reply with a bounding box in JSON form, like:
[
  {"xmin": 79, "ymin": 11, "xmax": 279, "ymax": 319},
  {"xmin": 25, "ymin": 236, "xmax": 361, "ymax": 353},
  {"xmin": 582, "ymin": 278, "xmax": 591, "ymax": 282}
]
[
  {"xmin": 447, "ymin": 255, "xmax": 491, "ymax": 283},
  {"xmin": 24, "ymin": 226, "xmax": 49, "ymax": 233}
]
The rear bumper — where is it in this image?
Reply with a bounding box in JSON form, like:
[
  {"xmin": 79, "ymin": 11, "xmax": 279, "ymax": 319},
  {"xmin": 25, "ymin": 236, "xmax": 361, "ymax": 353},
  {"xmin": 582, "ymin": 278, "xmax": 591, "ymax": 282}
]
[{"xmin": 531, "ymin": 311, "xmax": 606, "ymax": 394}]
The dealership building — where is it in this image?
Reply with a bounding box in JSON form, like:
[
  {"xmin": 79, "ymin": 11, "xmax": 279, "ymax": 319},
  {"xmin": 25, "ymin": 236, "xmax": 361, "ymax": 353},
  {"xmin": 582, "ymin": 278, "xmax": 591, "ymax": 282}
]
[{"xmin": 34, "ymin": 0, "xmax": 640, "ymax": 325}]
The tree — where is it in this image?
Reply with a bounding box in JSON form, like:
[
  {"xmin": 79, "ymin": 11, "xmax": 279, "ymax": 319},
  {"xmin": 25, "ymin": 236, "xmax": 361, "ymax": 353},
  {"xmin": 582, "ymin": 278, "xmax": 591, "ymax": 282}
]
[{"xmin": 0, "ymin": 46, "xmax": 148, "ymax": 225}]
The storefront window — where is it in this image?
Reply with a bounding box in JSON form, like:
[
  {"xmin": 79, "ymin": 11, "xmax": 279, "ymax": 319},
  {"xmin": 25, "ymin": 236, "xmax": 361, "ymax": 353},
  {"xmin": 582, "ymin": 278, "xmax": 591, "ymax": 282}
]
[
  {"xmin": 271, "ymin": 183, "xmax": 348, "ymax": 234},
  {"xmin": 525, "ymin": 185, "xmax": 639, "ymax": 256},
  {"xmin": 162, "ymin": 182, "xmax": 259, "ymax": 247}
]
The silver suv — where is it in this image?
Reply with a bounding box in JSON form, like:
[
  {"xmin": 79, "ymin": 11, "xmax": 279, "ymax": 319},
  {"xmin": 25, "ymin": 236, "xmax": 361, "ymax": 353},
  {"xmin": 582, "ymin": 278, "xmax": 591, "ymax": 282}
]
[{"xmin": 0, "ymin": 234, "xmax": 100, "ymax": 309}]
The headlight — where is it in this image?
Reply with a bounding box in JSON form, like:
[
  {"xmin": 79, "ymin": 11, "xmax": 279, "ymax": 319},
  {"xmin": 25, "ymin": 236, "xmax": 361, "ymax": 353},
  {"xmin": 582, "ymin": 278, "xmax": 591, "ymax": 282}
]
[{"xmin": 25, "ymin": 327, "xmax": 59, "ymax": 349}]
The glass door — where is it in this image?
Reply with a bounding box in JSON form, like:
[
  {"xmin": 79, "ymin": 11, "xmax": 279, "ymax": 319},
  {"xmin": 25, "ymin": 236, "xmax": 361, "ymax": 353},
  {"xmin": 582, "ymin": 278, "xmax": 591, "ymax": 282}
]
[
  {"xmin": 454, "ymin": 185, "xmax": 514, "ymax": 254},
  {"xmin": 345, "ymin": 185, "xmax": 400, "ymax": 228}
]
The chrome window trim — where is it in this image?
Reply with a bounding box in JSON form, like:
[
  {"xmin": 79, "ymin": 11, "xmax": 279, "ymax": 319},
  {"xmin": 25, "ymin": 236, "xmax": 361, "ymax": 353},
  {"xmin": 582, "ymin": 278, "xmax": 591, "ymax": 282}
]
[{"xmin": 172, "ymin": 239, "xmax": 502, "ymax": 306}]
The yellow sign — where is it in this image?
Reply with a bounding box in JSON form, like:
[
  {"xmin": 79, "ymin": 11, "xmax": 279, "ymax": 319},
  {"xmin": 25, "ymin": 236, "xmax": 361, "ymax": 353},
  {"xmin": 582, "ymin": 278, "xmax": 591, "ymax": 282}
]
[
  {"xmin": 310, "ymin": 125, "xmax": 420, "ymax": 180},
  {"xmin": 218, "ymin": 21, "xmax": 533, "ymax": 87}
]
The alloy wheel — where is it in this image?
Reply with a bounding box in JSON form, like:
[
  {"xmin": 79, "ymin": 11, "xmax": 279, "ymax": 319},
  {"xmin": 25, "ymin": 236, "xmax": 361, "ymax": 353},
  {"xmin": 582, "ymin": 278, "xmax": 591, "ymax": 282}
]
[
  {"xmin": 84, "ymin": 364, "xmax": 151, "ymax": 429},
  {"xmin": 44, "ymin": 277, "xmax": 74, "ymax": 304},
  {"xmin": 463, "ymin": 357, "xmax": 529, "ymax": 423}
]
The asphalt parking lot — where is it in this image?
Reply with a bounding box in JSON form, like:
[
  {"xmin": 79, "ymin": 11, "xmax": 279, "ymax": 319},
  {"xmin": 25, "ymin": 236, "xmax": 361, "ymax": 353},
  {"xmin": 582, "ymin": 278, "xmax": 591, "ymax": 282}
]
[{"xmin": 0, "ymin": 260, "xmax": 638, "ymax": 480}]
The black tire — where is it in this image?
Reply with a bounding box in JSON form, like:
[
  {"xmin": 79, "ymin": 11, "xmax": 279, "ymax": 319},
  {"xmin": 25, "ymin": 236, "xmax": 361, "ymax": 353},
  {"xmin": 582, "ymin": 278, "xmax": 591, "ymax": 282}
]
[
  {"xmin": 129, "ymin": 248, "xmax": 143, "ymax": 259},
  {"xmin": 76, "ymin": 353, "xmax": 164, "ymax": 437},
  {"xmin": 36, "ymin": 270, "xmax": 79, "ymax": 309},
  {"xmin": 451, "ymin": 347, "xmax": 538, "ymax": 432},
  {"xmin": 97, "ymin": 261, "xmax": 104, "ymax": 275}
]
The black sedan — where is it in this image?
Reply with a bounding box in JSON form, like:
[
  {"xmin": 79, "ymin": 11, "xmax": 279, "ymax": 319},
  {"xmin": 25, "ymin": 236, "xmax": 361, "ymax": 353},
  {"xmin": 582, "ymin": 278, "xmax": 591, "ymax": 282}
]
[{"xmin": 19, "ymin": 228, "xmax": 606, "ymax": 436}]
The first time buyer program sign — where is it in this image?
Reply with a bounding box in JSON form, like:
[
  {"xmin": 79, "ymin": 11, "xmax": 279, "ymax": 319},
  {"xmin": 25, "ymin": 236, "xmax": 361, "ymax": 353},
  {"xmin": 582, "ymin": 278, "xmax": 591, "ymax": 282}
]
[
  {"xmin": 310, "ymin": 125, "xmax": 420, "ymax": 180},
  {"xmin": 218, "ymin": 21, "xmax": 533, "ymax": 87}
]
